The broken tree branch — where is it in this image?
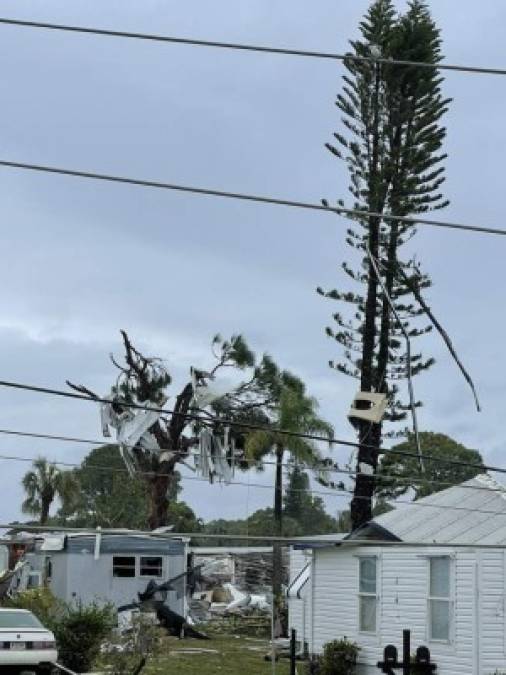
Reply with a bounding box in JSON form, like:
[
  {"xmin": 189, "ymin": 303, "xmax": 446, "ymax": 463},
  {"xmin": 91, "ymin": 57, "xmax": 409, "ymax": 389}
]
[
  {"xmin": 65, "ymin": 381, "xmax": 100, "ymax": 400},
  {"xmin": 399, "ymin": 265, "xmax": 481, "ymax": 412}
]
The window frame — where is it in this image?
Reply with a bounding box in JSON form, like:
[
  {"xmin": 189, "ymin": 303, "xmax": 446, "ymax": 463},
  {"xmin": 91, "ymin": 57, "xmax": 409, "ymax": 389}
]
[
  {"xmin": 112, "ymin": 555, "xmax": 137, "ymax": 578},
  {"xmin": 139, "ymin": 555, "xmax": 164, "ymax": 578},
  {"xmin": 357, "ymin": 555, "xmax": 379, "ymax": 635},
  {"xmin": 427, "ymin": 555, "xmax": 453, "ymax": 644}
]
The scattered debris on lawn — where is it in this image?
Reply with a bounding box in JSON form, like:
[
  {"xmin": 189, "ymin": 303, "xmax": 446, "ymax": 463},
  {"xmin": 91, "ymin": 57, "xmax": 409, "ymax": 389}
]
[{"xmin": 169, "ymin": 648, "xmax": 220, "ymax": 655}]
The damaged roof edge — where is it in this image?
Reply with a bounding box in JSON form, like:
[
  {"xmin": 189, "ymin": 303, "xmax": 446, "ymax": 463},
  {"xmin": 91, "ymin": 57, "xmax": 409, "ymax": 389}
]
[
  {"xmin": 344, "ymin": 521, "xmax": 402, "ymax": 543},
  {"xmin": 293, "ymin": 522, "xmax": 401, "ymax": 550}
]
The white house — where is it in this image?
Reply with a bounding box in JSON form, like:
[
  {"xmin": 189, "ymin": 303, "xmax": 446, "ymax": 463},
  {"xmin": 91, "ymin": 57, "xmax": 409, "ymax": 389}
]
[
  {"xmin": 24, "ymin": 532, "xmax": 190, "ymax": 616},
  {"xmin": 288, "ymin": 474, "xmax": 506, "ymax": 675}
]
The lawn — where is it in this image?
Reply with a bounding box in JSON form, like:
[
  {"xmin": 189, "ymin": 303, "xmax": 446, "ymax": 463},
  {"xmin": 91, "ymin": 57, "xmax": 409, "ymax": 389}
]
[{"xmin": 142, "ymin": 634, "xmax": 292, "ymax": 675}]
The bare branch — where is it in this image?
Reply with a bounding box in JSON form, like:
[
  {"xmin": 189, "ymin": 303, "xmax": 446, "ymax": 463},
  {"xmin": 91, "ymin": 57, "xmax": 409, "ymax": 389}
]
[
  {"xmin": 169, "ymin": 382, "xmax": 194, "ymax": 444},
  {"xmin": 400, "ymin": 266, "xmax": 481, "ymax": 412},
  {"xmin": 66, "ymin": 381, "xmax": 100, "ymax": 400}
]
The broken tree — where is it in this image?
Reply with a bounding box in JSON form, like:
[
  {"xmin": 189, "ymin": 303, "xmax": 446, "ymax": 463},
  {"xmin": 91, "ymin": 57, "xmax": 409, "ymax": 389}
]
[{"xmin": 68, "ymin": 331, "xmax": 278, "ymax": 529}]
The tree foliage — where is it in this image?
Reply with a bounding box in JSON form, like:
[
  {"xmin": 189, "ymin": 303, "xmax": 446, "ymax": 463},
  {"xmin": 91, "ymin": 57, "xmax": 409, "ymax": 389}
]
[
  {"xmin": 284, "ymin": 464, "xmax": 337, "ymax": 534},
  {"xmin": 376, "ymin": 432, "xmax": 485, "ymax": 500},
  {"xmin": 58, "ymin": 445, "xmax": 150, "ymax": 529},
  {"xmin": 201, "ymin": 466, "xmax": 337, "ymax": 545},
  {"xmin": 57, "ymin": 444, "xmax": 202, "ymax": 532},
  {"xmin": 22, "ymin": 458, "xmax": 77, "ymax": 525},
  {"xmin": 318, "ymin": 0, "xmax": 451, "ymax": 528}
]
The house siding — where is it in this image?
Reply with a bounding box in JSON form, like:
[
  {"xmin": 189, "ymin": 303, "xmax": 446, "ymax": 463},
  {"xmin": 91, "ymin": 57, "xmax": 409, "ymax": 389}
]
[
  {"xmin": 303, "ymin": 546, "xmax": 477, "ymax": 675},
  {"xmin": 478, "ymin": 549, "xmax": 506, "ymax": 674}
]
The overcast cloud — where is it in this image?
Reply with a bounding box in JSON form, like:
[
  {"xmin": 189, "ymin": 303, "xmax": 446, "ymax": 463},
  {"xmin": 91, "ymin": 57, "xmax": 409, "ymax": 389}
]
[{"xmin": 0, "ymin": 0, "xmax": 504, "ymax": 524}]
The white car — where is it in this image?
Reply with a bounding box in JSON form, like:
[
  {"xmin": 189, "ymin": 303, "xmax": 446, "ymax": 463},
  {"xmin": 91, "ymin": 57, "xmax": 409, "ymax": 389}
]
[{"xmin": 0, "ymin": 608, "xmax": 58, "ymax": 673}]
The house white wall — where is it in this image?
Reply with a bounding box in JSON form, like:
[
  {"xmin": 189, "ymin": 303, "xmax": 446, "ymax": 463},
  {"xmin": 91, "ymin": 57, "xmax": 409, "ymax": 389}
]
[
  {"xmin": 289, "ymin": 545, "xmax": 506, "ymax": 675},
  {"xmin": 477, "ymin": 549, "xmax": 506, "ymax": 675}
]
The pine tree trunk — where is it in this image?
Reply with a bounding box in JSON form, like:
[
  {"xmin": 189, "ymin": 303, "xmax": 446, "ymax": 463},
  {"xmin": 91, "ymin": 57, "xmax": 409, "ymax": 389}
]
[
  {"xmin": 272, "ymin": 444, "xmax": 284, "ymax": 601},
  {"xmin": 351, "ymin": 64, "xmax": 383, "ymax": 532}
]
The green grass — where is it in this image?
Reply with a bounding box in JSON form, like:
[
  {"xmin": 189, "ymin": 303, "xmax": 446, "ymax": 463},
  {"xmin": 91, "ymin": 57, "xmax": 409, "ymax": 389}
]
[{"xmin": 143, "ymin": 634, "xmax": 292, "ymax": 675}]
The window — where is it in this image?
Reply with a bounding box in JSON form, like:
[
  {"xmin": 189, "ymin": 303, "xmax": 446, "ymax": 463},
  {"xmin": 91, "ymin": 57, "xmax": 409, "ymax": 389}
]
[
  {"xmin": 428, "ymin": 557, "xmax": 451, "ymax": 641},
  {"xmin": 140, "ymin": 556, "xmax": 163, "ymax": 577},
  {"xmin": 359, "ymin": 557, "xmax": 377, "ymax": 633},
  {"xmin": 113, "ymin": 556, "xmax": 136, "ymax": 578}
]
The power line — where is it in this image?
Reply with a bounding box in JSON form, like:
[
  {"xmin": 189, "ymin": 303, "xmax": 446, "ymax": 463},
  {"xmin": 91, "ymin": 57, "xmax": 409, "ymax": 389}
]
[
  {"xmin": 0, "ymin": 426, "xmax": 499, "ymax": 497},
  {"xmin": 1, "ymin": 17, "xmax": 506, "ymax": 78},
  {"xmin": 0, "ymin": 450, "xmax": 349, "ymax": 498},
  {"xmin": 0, "ymin": 379, "xmax": 494, "ymax": 476},
  {"xmin": 0, "ymin": 451, "xmax": 503, "ymax": 519},
  {"xmin": 0, "ymin": 160, "xmax": 504, "ymax": 237},
  {"xmin": 4, "ymin": 524, "xmax": 506, "ymax": 549},
  {"xmin": 1, "ymin": 447, "xmax": 506, "ymax": 515}
]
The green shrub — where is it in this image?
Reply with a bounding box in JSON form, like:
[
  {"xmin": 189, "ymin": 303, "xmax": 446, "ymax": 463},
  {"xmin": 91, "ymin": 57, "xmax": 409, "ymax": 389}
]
[
  {"xmin": 320, "ymin": 638, "xmax": 360, "ymax": 675},
  {"xmin": 305, "ymin": 655, "xmax": 323, "ymax": 675},
  {"xmin": 6, "ymin": 590, "xmax": 114, "ymax": 673},
  {"xmin": 3, "ymin": 587, "xmax": 62, "ymax": 627},
  {"xmin": 53, "ymin": 601, "xmax": 114, "ymax": 673}
]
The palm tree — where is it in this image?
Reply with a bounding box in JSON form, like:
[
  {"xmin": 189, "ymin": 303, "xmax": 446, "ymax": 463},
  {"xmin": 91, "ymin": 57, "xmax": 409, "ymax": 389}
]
[
  {"xmin": 22, "ymin": 458, "xmax": 77, "ymax": 525},
  {"xmin": 245, "ymin": 374, "xmax": 334, "ymax": 602}
]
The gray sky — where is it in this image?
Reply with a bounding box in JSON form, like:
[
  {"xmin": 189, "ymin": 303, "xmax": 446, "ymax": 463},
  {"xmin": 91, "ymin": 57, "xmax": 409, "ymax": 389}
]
[{"xmin": 0, "ymin": 0, "xmax": 504, "ymax": 524}]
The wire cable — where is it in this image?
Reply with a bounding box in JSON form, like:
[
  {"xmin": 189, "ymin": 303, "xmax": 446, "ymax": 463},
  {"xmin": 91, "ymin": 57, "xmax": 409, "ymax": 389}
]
[
  {"xmin": 0, "ymin": 160, "xmax": 504, "ymax": 237},
  {"xmin": 0, "ymin": 447, "xmax": 505, "ymax": 511},
  {"xmin": 0, "ymin": 426, "xmax": 499, "ymax": 498},
  {"xmin": 1, "ymin": 17, "xmax": 506, "ymax": 78},
  {"xmin": 0, "ymin": 379, "xmax": 495, "ymax": 476},
  {"xmin": 0, "ymin": 450, "xmax": 504, "ymax": 518}
]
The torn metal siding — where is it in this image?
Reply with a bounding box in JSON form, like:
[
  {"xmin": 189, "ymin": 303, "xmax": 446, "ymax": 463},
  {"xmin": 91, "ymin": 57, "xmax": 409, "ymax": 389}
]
[{"xmin": 63, "ymin": 535, "xmax": 185, "ymax": 556}]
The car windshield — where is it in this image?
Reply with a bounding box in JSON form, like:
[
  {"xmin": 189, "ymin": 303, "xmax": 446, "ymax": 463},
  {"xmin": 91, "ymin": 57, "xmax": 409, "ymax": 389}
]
[{"xmin": 0, "ymin": 611, "xmax": 43, "ymax": 628}]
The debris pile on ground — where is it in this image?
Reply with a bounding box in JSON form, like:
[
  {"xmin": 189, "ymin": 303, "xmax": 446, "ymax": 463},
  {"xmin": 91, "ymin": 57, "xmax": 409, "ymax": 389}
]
[
  {"xmin": 203, "ymin": 609, "xmax": 271, "ymax": 638},
  {"xmin": 189, "ymin": 581, "xmax": 270, "ymax": 625},
  {"xmin": 193, "ymin": 548, "xmax": 288, "ymax": 596},
  {"xmin": 188, "ymin": 548, "xmax": 287, "ymax": 626}
]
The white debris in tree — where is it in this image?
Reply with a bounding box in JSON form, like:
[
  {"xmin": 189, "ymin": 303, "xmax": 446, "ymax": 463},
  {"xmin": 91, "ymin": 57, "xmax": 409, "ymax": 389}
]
[
  {"xmin": 196, "ymin": 428, "xmax": 233, "ymax": 485},
  {"xmin": 191, "ymin": 367, "xmax": 235, "ymax": 409},
  {"xmin": 100, "ymin": 393, "xmax": 168, "ymax": 477},
  {"xmin": 99, "ymin": 362, "xmax": 241, "ymax": 482}
]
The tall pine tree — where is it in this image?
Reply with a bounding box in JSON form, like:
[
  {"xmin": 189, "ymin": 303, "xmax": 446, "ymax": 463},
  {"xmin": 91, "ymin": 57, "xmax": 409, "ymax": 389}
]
[{"xmin": 318, "ymin": 0, "xmax": 450, "ymax": 529}]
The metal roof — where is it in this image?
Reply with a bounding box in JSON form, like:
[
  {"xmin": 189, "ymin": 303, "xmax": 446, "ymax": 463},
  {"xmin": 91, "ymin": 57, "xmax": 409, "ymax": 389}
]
[
  {"xmin": 63, "ymin": 534, "xmax": 186, "ymax": 555},
  {"xmin": 375, "ymin": 474, "xmax": 506, "ymax": 545}
]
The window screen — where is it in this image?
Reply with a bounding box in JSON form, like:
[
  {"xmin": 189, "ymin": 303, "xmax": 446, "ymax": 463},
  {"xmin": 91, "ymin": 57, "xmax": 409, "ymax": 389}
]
[
  {"xmin": 358, "ymin": 557, "xmax": 377, "ymax": 633},
  {"xmin": 140, "ymin": 556, "xmax": 163, "ymax": 577},
  {"xmin": 112, "ymin": 556, "xmax": 136, "ymax": 578},
  {"xmin": 429, "ymin": 557, "xmax": 451, "ymax": 641}
]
